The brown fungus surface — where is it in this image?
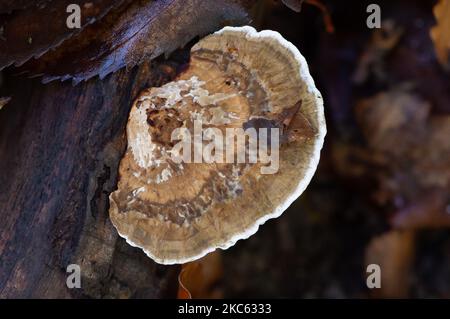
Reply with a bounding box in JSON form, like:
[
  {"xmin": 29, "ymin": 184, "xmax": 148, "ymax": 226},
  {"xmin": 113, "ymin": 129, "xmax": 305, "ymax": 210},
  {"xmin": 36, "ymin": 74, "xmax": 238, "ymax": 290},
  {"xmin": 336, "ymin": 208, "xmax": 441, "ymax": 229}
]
[{"xmin": 109, "ymin": 26, "xmax": 326, "ymax": 264}]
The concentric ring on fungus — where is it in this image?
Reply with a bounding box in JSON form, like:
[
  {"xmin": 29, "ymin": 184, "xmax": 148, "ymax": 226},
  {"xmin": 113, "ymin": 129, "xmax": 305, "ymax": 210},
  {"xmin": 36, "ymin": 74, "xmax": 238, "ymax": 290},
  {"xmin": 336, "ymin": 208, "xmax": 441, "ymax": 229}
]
[{"xmin": 109, "ymin": 26, "xmax": 326, "ymax": 264}]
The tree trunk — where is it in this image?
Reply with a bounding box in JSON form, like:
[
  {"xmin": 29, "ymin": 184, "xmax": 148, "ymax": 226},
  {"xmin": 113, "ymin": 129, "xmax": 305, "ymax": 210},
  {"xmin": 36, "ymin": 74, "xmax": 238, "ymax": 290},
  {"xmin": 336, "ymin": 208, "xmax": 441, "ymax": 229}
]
[{"xmin": 0, "ymin": 53, "xmax": 188, "ymax": 298}]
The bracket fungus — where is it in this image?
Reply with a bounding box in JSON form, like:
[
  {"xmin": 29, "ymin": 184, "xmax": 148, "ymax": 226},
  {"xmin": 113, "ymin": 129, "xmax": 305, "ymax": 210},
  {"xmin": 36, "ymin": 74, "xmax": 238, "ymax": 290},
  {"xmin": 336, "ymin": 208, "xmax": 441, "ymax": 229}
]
[{"xmin": 109, "ymin": 26, "xmax": 326, "ymax": 264}]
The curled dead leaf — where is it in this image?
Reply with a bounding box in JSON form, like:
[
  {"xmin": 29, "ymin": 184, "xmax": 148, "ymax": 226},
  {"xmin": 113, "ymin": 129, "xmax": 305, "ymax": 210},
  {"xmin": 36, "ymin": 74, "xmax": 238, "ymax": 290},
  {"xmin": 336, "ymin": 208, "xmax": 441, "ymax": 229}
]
[
  {"xmin": 177, "ymin": 252, "xmax": 223, "ymax": 299},
  {"xmin": 430, "ymin": 0, "xmax": 450, "ymax": 70}
]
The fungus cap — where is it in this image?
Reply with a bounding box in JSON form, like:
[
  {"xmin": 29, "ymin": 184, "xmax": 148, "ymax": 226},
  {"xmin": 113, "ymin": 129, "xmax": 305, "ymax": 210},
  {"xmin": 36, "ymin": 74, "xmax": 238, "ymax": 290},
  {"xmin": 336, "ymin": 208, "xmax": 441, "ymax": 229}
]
[{"xmin": 109, "ymin": 26, "xmax": 326, "ymax": 264}]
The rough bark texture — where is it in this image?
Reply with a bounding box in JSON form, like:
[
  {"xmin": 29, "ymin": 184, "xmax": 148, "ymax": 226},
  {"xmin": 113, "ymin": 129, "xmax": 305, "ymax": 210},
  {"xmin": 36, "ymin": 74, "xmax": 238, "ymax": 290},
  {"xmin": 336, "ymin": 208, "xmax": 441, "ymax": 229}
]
[{"xmin": 0, "ymin": 52, "xmax": 190, "ymax": 298}]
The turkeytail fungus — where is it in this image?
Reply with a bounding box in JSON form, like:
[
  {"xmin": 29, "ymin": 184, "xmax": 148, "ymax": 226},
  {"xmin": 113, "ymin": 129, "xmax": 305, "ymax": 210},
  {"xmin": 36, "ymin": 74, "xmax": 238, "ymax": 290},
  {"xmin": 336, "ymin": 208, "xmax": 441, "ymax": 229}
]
[{"xmin": 109, "ymin": 26, "xmax": 326, "ymax": 264}]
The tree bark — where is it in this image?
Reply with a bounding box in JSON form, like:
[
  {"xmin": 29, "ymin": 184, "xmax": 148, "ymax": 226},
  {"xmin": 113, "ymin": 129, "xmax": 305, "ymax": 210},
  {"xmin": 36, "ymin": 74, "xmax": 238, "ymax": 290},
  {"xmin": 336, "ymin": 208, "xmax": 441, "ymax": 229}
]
[{"xmin": 0, "ymin": 53, "xmax": 188, "ymax": 298}]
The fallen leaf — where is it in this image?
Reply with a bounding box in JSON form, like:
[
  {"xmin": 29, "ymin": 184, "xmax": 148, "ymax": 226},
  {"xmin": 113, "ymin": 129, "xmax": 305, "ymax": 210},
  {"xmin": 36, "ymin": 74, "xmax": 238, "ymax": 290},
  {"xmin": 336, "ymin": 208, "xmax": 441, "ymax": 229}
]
[
  {"xmin": 391, "ymin": 189, "xmax": 450, "ymax": 230},
  {"xmin": 355, "ymin": 86, "xmax": 430, "ymax": 156},
  {"xmin": 356, "ymin": 87, "xmax": 450, "ymax": 224},
  {"xmin": 177, "ymin": 251, "xmax": 223, "ymax": 299},
  {"xmin": 0, "ymin": 0, "xmax": 126, "ymax": 70},
  {"xmin": 431, "ymin": 0, "xmax": 450, "ymax": 70},
  {"xmin": 19, "ymin": 0, "xmax": 255, "ymax": 84},
  {"xmin": 353, "ymin": 20, "xmax": 403, "ymax": 84},
  {"xmin": 365, "ymin": 230, "xmax": 415, "ymax": 298}
]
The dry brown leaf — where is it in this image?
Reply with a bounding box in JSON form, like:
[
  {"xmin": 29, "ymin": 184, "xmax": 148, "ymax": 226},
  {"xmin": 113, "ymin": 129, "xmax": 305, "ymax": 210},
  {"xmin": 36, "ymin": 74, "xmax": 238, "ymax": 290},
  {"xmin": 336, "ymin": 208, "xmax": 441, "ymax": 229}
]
[
  {"xmin": 355, "ymin": 87, "xmax": 430, "ymax": 156},
  {"xmin": 356, "ymin": 88, "xmax": 450, "ymax": 191},
  {"xmin": 0, "ymin": 0, "xmax": 126, "ymax": 70},
  {"xmin": 353, "ymin": 20, "xmax": 403, "ymax": 84},
  {"xmin": 365, "ymin": 230, "xmax": 415, "ymax": 298},
  {"xmin": 431, "ymin": 0, "xmax": 450, "ymax": 70},
  {"xmin": 18, "ymin": 0, "xmax": 256, "ymax": 84},
  {"xmin": 355, "ymin": 88, "xmax": 450, "ymax": 227},
  {"xmin": 177, "ymin": 251, "xmax": 223, "ymax": 299},
  {"xmin": 391, "ymin": 190, "xmax": 450, "ymax": 230}
]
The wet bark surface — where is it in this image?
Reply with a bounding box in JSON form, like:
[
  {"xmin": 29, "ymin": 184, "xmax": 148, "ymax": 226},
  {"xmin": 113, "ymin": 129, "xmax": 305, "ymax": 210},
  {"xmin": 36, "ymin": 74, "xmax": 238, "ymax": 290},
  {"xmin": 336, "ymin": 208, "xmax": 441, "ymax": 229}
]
[{"xmin": 0, "ymin": 52, "xmax": 190, "ymax": 298}]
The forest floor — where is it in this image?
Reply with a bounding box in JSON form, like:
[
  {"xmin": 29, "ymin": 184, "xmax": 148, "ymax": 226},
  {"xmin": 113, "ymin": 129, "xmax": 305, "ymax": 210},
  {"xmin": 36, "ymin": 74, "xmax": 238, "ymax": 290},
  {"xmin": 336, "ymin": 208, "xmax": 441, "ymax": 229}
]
[{"xmin": 216, "ymin": 0, "xmax": 450, "ymax": 298}]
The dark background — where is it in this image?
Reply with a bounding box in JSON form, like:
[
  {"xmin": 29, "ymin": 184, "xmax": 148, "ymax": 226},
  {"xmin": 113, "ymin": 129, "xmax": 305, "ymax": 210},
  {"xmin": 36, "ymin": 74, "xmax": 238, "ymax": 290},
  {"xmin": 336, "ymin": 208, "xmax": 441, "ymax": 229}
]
[{"xmin": 220, "ymin": 0, "xmax": 450, "ymax": 298}]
